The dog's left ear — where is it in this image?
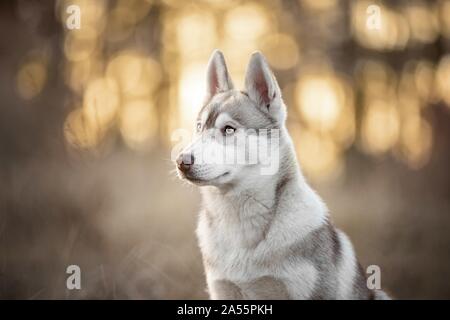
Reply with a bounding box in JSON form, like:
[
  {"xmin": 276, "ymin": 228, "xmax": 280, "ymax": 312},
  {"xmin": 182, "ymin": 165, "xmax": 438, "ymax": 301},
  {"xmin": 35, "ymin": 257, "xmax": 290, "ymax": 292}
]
[
  {"xmin": 245, "ymin": 52, "xmax": 284, "ymax": 122},
  {"xmin": 205, "ymin": 49, "xmax": 234, "ymax": 102}
]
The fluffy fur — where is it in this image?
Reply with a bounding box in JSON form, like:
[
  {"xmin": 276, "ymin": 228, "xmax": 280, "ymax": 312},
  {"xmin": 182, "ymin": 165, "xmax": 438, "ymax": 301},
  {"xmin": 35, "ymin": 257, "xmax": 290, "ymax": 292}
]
[{"xmin": 176, "ymin": 50, "xmax": 390, "ymax": 300}]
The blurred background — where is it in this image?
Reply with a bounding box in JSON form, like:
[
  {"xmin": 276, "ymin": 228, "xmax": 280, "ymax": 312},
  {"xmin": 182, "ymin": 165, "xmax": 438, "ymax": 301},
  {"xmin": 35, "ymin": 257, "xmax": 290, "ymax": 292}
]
[{"xmin": 0, "ymin": 0, "xmax": 449, "ymax": 299}]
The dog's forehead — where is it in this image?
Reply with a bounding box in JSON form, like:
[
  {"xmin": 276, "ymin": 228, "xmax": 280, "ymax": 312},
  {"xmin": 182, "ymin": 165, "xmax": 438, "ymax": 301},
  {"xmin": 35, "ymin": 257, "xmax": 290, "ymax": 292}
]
[
  {"xmin": 198, "ymin": 90, "xmax": 274, "ymax": 129},
  {"xmin": 198, "ymin": 91, "xmax": 244, "ymax": 126}
]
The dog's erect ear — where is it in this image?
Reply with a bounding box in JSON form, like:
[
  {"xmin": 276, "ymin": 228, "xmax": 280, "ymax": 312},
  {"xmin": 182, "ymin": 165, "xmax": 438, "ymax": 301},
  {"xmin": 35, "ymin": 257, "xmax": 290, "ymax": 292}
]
[
  {"xmin": 245, "ymin": 52, "xmax": 284, "ymax": 120},
  {"xmin": 205, "ymin": 50, "xmax": 233, "ymax": 101}
]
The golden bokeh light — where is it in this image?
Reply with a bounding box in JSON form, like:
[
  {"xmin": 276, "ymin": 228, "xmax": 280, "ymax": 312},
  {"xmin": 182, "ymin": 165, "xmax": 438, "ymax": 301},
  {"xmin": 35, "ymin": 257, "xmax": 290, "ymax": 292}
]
[
  {"xmin": 120, "ymin": 100, "xmax": 157, "ymax": 150},
  {"xmin": 178, "ymin": 63, "xmax": 206, "ymax": 131},
  {"xmin": 398, "ymin": 63, "xmax": 421, "ymax": 107},
  {"xmin": 200, "ymin": 0, "xmax": 238, "ymax": 7},
  {"xmin": 55, "ymin": 0, "xmax": 441, "ymax": 177},
  {"xmin": 225, "ymin": 3, "xmax": 271, "ymax": 43},
  {"xmin": 357, "ymin": 59, "xmax": 396, "ymax": 99},
  {"xmin": 414, "ymin": 60, "xmax": 436, "ymax": 103},
  {"xmin": 397, "ymin": 95, "xmax": 421, "ymax": 119},
  {"xmin": 106, "ymin": 51, "xmax": 161, "ymax": 98},
  {"xmin": 64, "ymin": 107, "xmax": 104, "ymax": 149},
  {"xmin": 261, "ymin": 33, "xmax": 300, "ymax": 70},
  {"xmin": 351, "ymin": 1, "xmax": 409, "ymax": 51},
  {"xmin": 397, "ymin": 60, "xmax": 436, "ymax": 107},
  {"xmin": 331, "ymin": 95, "xmax": 356, "ymax": 148},
  {"xmin": 440, "ymin": 0, "xmax": 450, "ymax": 38},
  {"xmin": 294, "ymin": 127, "xmax": 343, "ymax": 181},
  {"xmin": 57, "ymin": 0, "xmax": 106, "ymax": 28},
  {"xmin": 361, "ymin": 100, "xmax": 400, "ymax": 155},
  {"xmin": 83, "ymin": 77, "xmax": 120, "ymax": 130},
  {"xmin": 64, "ymin": 59, "xmax": 103, "ymax": 93},
  {"xmin": 436, "ymin": 55, "xmax": 450, "ymax": 108},
  {"xmin": 396, "ymin": 113, "xmax": 433, "ymax": 169},
  {"xmin": 64, "ymin": 27, "xmax": 99, "ymax": 62},
  {"xmin": 293, "ymin": 65, "xmax": 354, "ymax": 181},
  {"xmin": 301, "ymin": 0, "xmax": 338, "ymax": 11},
  {"xmin": 105, "ymin": 6, "xmax": 137, "ymax": 43},
  {"xmin": 405, "ymin": 4, "xmax": 439, "ymax": 44},
  {"xmin": 16, "ymin": 60, "xmax": 47, "ymax": 100},
  {"xmin": 116, "ymin": 0, "xmax": 152, "ymax": 23},
  {"xmin": 296, "ymin": 73, "xmax": 345, "ymax": 132},
  {"xmin": 176, "ymin": 10, "xmax": 217, "ymax": 60}
]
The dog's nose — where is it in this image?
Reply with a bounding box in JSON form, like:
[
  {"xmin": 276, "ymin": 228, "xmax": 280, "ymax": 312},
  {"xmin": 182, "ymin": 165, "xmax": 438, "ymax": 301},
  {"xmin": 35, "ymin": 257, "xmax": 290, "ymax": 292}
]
[{"xmin": 176, "ymin": 153, "xmax": 195, "ymax": 172}]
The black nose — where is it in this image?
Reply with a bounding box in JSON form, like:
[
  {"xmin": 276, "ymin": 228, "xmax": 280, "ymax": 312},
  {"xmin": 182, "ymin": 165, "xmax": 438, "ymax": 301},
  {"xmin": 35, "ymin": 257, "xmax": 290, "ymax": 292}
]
[{"xmin": 176, "ymin": 153, "xmax": 195, "ymax": 172}]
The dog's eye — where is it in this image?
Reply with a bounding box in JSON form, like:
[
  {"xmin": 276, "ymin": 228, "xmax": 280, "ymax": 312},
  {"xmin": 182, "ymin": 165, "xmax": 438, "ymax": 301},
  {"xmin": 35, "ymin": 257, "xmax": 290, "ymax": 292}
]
[
  {"xmin": 224, "ymin": 125, "xmax": 235, "ymax": 135},
  {"xmin": 196, "ymin": 122, "xmax": 202, "ymax": 132}
]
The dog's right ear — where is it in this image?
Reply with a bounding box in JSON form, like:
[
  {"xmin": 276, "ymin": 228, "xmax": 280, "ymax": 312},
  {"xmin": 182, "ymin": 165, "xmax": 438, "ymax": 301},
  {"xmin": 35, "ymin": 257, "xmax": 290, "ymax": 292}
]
[{"xmin": 205, "ymin": 50, "xmax": 233, "ymax": 101}]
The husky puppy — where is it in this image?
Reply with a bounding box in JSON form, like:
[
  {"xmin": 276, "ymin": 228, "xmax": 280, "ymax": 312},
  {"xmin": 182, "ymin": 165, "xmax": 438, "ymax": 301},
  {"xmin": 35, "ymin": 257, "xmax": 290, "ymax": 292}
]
[{"xmin": 175, "ymin": 50, "xmax": 390, "ymax": 300}]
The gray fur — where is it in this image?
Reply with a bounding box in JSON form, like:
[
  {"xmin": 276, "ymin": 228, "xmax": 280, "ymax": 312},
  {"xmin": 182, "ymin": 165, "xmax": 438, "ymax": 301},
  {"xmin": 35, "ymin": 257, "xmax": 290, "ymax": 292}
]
[{"xmin": 177, "ymin": 50, "xmax": 391, "ymax": 300}]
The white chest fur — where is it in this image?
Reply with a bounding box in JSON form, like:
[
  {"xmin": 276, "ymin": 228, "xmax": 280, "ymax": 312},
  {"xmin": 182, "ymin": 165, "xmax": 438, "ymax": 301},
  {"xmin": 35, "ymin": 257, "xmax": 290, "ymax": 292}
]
[{"xmin": 196, "ymin": 182, "xmax": 328, "ymax": 299}]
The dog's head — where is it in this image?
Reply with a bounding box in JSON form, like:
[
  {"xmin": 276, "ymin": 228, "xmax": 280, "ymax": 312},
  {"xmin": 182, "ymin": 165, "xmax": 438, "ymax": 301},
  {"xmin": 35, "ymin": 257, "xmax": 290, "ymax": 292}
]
[{"xmin": 175, "ymin": 50, "xmax": 287, "ymax": 188}]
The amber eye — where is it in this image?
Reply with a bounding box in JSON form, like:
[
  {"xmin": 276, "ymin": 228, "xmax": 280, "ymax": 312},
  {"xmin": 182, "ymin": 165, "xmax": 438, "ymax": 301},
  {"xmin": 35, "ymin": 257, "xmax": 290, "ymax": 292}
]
[{"xmin": 224, "ymin": 125, "xmax": 235, "ymax": 135}]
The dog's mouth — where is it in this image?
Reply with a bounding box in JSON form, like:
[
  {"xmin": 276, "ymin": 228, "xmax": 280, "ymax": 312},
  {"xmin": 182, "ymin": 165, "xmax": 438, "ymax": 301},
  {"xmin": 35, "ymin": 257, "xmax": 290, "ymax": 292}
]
[{"xmin": 180, "ymin": 171, "xmax": 230, "ymax": 184}]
